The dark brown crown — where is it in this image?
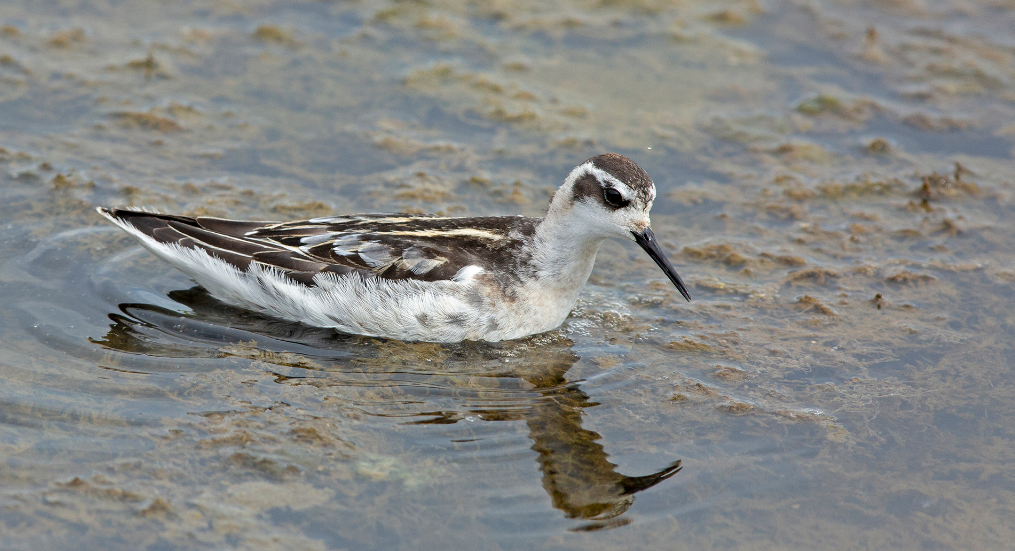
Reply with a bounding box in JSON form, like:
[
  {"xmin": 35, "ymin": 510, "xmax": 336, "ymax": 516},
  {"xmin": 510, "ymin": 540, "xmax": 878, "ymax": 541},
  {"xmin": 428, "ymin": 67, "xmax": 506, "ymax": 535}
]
[{"xmin": 571, "ymin": 153, "xmax": 655, "ymax": 207}]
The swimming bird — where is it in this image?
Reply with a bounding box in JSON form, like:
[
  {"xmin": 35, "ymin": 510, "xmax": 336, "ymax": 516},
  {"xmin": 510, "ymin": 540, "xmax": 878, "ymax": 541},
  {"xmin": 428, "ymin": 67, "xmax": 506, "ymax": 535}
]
[{"xmin": 97, "ymin": 153, "xmax": 690, "ymax": 342}]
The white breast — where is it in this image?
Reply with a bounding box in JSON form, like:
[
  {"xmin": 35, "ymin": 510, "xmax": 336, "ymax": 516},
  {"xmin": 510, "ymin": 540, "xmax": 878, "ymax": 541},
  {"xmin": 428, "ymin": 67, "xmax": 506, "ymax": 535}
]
[{"xmin": 111, "ymin": 217, "xmax": 596, "ymax": 342}]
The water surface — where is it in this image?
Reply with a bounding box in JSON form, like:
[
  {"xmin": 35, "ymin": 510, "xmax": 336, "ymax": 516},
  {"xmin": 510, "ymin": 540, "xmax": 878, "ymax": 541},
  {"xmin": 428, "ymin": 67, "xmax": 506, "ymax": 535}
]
[{"xmin": 1, "ymin": 0, "xmax": 1014, "ymax": 549}]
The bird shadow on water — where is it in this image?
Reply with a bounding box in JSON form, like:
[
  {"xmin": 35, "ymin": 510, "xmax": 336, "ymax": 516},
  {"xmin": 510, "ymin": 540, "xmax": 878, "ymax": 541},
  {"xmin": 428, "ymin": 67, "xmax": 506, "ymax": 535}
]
[{"xmin": 92, "ymin": 286, "xmax": 683, "ymax": 532}]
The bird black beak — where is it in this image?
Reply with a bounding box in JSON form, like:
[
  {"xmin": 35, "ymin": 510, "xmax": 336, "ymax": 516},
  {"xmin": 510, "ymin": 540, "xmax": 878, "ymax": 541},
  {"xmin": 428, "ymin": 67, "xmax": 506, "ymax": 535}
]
[{"xmin": 632, "ymin": 228, "xmax": 691, "ymax": 302}]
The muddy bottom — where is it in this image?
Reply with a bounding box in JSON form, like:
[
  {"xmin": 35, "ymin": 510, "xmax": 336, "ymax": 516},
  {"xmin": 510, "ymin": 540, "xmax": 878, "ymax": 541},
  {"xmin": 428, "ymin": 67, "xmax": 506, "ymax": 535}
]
[{"xmin": 0, "ymin": 0, "xmax": 1013, "ymax": 549}]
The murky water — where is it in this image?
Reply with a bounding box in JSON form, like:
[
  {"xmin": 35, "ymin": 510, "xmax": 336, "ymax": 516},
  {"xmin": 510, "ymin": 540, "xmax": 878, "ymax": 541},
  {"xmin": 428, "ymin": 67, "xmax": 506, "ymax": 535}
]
[{"xmin": 1, "ymin": 0, "xmax": 1014, "ymax": 549}]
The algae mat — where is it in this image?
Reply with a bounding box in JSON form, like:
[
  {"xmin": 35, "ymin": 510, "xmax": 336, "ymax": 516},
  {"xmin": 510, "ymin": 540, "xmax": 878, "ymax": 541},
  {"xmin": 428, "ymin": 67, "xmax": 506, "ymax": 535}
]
[{"xmin": 0, "ymin": 0, "xmax": 1013, "ymax": 549}]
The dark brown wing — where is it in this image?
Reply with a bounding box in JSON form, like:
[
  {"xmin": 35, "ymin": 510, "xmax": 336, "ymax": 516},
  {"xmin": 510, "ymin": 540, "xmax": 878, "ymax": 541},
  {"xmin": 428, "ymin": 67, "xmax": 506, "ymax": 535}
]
[
  {"xmin": 248, "ymin": 213, "xmax": 540, "ymax": 284},
  {"xmin": 99, "ymin": 208, "xmax": 539, "ymax": 287}
]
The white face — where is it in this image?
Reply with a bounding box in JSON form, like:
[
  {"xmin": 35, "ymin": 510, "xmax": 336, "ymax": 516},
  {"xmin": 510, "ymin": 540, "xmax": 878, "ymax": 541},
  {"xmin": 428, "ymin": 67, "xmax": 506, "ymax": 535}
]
[
  {"xmin": 563, "ymin": 161, "xmax": 657, "ymax": 240},
  {"xmin": 546, "ymin": 154, "xmax": 692, "ymax": 302}
]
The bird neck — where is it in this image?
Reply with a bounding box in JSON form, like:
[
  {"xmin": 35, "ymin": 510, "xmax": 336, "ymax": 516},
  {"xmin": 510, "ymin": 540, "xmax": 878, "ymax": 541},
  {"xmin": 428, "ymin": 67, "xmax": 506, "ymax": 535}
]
[{"xmin": 531, "ymin": 209, "xmax": 604, "ymax": 292}]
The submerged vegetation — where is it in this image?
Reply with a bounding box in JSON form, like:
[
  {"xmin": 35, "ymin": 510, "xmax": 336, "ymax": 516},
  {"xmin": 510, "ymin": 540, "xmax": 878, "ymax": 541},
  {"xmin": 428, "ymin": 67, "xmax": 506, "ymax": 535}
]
[{"xmin": 0, "ymin": 0, "xmax": 1014, "ymax": 549}]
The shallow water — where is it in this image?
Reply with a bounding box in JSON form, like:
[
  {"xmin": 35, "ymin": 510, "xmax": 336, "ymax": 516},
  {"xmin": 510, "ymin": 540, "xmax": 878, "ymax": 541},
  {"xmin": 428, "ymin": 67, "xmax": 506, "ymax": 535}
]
[{"xmin": 1, "ymin": 0, "xmax": 1014, "ymax": 549}]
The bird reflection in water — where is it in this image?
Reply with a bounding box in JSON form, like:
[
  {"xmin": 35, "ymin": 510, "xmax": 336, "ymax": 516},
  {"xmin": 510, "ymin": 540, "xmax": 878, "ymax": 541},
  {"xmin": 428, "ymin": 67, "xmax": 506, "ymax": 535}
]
[{"xmin": 93, "ymin": 287, "xmax": 683, "ymax": 531}]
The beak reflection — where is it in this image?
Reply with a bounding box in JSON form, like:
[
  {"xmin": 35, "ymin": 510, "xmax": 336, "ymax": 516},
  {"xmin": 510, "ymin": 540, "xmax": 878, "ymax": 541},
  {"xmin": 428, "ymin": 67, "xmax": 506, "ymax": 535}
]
[{"xmin": 632, "ymin": 228, "xmax": 691, "ymax": 302}]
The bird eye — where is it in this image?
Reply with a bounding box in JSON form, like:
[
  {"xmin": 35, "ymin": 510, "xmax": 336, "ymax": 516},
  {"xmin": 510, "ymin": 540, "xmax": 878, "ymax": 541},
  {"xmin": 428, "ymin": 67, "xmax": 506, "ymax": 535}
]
[{"xmin": 603, "ymin": 187, "xmax": 628, "ymax": 208}]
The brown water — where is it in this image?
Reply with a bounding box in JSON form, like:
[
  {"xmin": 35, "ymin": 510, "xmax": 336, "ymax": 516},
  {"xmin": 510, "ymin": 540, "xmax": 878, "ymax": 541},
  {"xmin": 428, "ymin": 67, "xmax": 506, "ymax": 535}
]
[{"xmin": 1, "ymin": 0, "xmax": 1014, "ymax": 549}]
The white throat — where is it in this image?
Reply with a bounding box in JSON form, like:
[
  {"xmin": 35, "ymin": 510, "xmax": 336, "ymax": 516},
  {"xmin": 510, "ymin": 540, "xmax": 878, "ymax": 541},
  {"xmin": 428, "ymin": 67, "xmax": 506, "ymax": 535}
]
[{"xmin": 531, "ymin": 207, "xmax": 604, "ymax": 293}]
